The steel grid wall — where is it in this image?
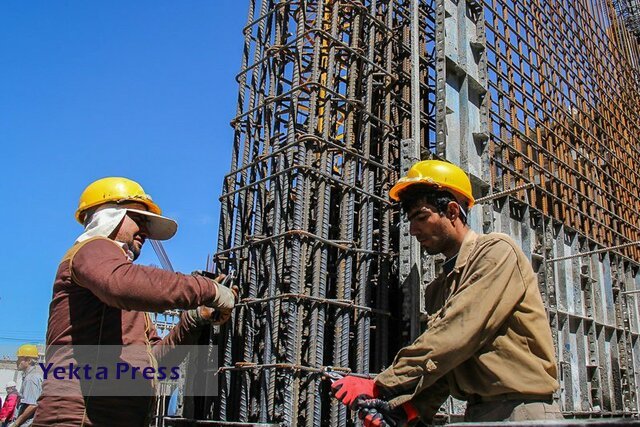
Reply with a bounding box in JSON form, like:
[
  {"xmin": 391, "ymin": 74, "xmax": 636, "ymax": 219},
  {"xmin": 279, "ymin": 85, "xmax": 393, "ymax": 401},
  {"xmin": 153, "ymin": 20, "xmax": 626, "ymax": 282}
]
[
  {"xmin": 482, "ymin": 0, "xmax": 640, "ymax": 416},
  {"xmin": 211, "ymin": 1, "xmax": 436, "ymax": 425},
  {"xmin": 484, "ymin": 0, "xmax": 640, "ymax": 259},
  {"xmin": 432, "ymin": 0, "xmax": 640, "ymax": 420}
]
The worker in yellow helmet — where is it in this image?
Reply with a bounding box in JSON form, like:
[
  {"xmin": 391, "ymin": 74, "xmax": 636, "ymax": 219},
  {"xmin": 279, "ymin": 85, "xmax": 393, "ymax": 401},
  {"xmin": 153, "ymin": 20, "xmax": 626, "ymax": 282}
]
[
  {"xmin": 9, "ymin": 344, "xmax": 42, "ymax": 427},
  {"xmin": 33, "ymin": 177, "xmax": 237, "ymax": 426},
  {"xmin": 333, "ymin": 160, "xmax": 562, "ymax": 425}
]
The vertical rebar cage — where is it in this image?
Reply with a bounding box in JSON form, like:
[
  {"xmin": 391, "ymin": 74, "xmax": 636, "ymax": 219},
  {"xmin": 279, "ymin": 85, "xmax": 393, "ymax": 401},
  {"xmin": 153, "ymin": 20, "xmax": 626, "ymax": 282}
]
[{"xmin": 213, "ymin": 0, "xmax": 436, "ymax": 425}]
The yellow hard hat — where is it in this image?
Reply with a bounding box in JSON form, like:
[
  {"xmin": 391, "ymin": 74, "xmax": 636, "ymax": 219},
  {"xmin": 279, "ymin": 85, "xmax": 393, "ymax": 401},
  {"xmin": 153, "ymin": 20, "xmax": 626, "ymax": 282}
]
[
  {"xmin": 389, "ymin": 160, "xmax": 475, "ymax": 207},
  {"xmin": 16, "ymin": 344, "xmax": 39, "ymax": 358},
  {"xmin": 75, "ymin": 177, "xmax": 162, "ymax": 224}
]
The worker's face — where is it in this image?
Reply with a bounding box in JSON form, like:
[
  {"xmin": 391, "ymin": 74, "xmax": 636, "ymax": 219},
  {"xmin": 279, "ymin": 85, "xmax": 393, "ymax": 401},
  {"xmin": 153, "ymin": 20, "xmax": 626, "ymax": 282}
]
[
  {"xmin": 112, "ymin": 202, "xmax": 149, "ymax": 260},
  {"xmin": 406, "ymin": 202, "xmax": 456, "ymax": 255},
  {"xmin": 16, "ymin": 356, "xmax": 32, "ymax": 371}
]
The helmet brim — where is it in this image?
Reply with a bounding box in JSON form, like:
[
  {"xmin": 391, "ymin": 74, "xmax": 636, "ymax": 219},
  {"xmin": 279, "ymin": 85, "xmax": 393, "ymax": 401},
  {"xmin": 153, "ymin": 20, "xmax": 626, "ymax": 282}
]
[
  {"xmin": 126, "ymin": 208, "xmax": 178, "ymax": 241},
  {"xmin": 389, "ymin": 180, "xmax": 475, "ymax": 207}
]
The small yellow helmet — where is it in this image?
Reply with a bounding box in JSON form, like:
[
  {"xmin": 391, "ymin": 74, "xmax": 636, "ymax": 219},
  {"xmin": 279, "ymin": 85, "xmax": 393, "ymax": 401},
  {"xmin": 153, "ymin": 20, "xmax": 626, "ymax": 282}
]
[
  {"xmin": 75, "ymin": 177, "xmax": 162, "ymax": 224},
  {"xmin": 389, "ymin": 160, "xmax": 475, "ymax": 207},
  {"xmin": 16, "ymin": 344, "xmax": 39, "ymax": 358}
]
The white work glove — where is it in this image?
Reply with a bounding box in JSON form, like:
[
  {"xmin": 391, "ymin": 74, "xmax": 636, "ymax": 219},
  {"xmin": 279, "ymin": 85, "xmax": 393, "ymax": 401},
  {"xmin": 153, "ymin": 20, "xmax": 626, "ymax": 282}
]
[
  {"xmin": 212, "ymin": 286, "xmax": 235, "ymax": 310},
  {"xmin": 209, "ymin": 275, "xmax": 237, "ymax": 310}
]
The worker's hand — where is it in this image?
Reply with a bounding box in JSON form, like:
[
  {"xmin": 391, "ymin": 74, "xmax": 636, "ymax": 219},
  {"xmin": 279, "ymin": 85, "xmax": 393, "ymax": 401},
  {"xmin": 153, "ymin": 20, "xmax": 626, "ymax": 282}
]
[
  {"xmin": 331, "ymin": 375, "xmax": 379, "ymax": 409},
  {"xmin": 359, "ymin": 407, "xmax": 389, "ymax": 427},
  {"xmin": 197, "ymin": 305, "xmax": 233, "ymax": 326},
  {"xmin": 208, "ymin": 274, "xmax": 236, "ymax": 310},
  {"xmin": 356, "ymin": 399, "xmax": 418, "ymax": 427}
]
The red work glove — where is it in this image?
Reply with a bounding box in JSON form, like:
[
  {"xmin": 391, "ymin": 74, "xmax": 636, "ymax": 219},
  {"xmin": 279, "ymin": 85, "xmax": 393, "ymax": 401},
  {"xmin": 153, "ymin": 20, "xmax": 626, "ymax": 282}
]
[
  {"xmin": 360, "ymin": 409, "xmax": 388, "ymax": 427},
  {"xmin": 331, "ymin": 375, "xmax": 379, "ymax": 409}
]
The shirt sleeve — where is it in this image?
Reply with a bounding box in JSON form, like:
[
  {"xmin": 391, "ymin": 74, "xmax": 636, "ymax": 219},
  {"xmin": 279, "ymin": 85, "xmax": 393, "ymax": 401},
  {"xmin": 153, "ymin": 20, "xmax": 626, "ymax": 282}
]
[
  {"xmin": 375, "ymin": 239, "xmax": 527, "ymax": 408},
  {"xmin": 70, "ymin": 238, "xmax": 218, "ymax": 312},
  {"xmin": 410, "ymin": 376, "xmax": 451, "ymax": 424}
]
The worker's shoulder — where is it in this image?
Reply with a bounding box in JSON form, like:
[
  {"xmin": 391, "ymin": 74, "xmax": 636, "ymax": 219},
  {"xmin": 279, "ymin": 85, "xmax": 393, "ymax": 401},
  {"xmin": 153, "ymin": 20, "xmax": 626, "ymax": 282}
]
[
  {"xmin": 60, "ymin": 236, "xmax": 122, "ymax": 264},
  {"xmin": 474, "ymin": 232, "xmax": 524, "ymax": 256},
  {"xmin": 25, "ymin": 364, "xmax": 44, "ymax": 381}
]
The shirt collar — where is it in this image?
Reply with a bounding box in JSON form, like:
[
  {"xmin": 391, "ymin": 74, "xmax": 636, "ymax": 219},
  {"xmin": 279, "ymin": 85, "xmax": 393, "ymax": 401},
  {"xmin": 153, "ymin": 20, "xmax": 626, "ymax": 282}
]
[
  {"xmin": 115, "ymin": 241, "xmax": 135, "ymax": 261},
  {"xmin": 22, "ymin": 364, "xmax": 35, "ymax": 378},
  {"xmin": 450, "ymin": 229, "xmax": 479, "ymax": 272}
]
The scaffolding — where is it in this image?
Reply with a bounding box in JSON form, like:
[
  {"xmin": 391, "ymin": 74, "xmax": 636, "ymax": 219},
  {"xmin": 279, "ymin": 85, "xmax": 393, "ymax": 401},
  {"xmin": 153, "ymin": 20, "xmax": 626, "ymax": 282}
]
[{"xmin": 171, "ymin": 0, "xmax": 640, "ymax": 425}]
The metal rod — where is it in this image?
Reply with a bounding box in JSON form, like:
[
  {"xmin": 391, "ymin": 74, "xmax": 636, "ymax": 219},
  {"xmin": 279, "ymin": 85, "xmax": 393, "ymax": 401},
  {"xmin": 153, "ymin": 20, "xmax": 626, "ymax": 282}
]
[
  {"xmin": 150, "ymin": 240, "xmax": 175, "ymax": 272},
  {"xmin": 546, "ymin": 241, "xmax": 640, "ymax": 263},
  {"xmin": 239, "ymin": 293, "xmax": 391, "ymax": 316},
  {"xmin": 474, "ymin": 183, "xmax": 535, "ymax": 205},
  {"xmin": 412, "ymin": 0, "xmax": 421, "ymax": 149}
]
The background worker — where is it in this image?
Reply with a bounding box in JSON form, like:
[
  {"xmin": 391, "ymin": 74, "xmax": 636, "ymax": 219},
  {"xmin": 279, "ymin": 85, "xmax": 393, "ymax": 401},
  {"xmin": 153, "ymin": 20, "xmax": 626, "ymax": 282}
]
[
  {"xmin": 33, "ymin": 177, "xmax": 237, "ymax": 426},
  {"xmin": 10, "ymin": 345, "xmax": 42, "ymax": 427},
  {"xmin": 332, "ymin": 160, "xmax": 562, "ymax": 425},
  {"xmin": 0, "ymin": 381, "xmax": 19, "ymax": 427}
]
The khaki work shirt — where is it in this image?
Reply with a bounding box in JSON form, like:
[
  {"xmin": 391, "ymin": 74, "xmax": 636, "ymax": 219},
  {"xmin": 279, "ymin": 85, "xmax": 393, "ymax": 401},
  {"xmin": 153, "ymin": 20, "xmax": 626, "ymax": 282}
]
[{"xmin": 375, "ymin": 230, "xmax": 559, "ymax": 421}]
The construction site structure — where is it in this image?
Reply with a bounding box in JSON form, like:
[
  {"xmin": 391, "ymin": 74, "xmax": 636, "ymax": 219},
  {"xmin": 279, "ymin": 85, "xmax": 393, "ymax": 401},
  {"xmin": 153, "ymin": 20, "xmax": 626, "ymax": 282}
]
[{"xmin": 163, "ymin": 0, "xmax": 640, "ymax": 425}]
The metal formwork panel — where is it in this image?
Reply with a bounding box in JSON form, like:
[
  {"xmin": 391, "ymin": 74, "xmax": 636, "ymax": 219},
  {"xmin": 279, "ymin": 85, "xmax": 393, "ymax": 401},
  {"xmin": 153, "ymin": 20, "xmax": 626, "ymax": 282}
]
[
  {"xmin": 483, "ymin": 0, "xmax": 640, "ymax": 258},
  {"xmin": 434, "ymin": 0, "xmax": 640, "ymax": 420}
]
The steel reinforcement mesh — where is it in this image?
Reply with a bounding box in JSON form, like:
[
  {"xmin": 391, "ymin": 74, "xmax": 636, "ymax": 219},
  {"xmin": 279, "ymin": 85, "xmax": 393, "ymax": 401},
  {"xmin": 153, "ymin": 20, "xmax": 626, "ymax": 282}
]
[
  {"xmin": 484, "ymin": 0, "xmax": 640, "ymax": 259},
  {"xmin": 482, "ymin": 0, "xmax": 640, "ymax": 417}
]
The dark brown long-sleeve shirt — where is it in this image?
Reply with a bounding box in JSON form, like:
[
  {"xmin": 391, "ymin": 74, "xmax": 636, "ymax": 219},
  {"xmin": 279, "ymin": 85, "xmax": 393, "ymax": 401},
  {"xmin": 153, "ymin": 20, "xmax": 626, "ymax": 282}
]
[
  {"xmin": 34, "ymin": 237, "xmax": 219, "ymax": 426},
  {"xmin": 375, "ymin": 230, "xmax": 559, "ymax": 422}
]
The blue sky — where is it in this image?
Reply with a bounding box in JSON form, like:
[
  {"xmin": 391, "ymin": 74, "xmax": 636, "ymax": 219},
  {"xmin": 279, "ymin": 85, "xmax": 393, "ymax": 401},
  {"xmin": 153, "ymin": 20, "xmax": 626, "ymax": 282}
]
[{"xmin": 0, "ymin": 2, "xmax": 246, "ymax": 353}]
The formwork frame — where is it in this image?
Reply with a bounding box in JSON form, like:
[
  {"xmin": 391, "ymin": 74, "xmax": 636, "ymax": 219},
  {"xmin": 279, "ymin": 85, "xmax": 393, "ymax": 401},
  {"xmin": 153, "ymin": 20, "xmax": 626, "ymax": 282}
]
[{"xmin": 478, "ymin": 0, "xmax": 640, "ymax": 419}]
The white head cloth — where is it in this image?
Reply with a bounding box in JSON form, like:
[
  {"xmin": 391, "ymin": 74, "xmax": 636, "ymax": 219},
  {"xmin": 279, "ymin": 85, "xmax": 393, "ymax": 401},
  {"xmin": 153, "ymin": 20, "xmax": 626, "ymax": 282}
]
[{"xmin": 76, "ymin": 204, "xmax": 127, "ymax": 244}]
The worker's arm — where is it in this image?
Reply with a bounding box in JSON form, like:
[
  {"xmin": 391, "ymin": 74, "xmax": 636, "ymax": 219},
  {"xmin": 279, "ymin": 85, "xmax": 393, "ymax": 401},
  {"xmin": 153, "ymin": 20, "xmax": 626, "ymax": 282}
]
[
  {"xmin": 375, "ymin": 239, "xmax": 527, "ymax": 408},
  {"xmin": 409, "ymin": 376, "xmax": 451, "ymax": 423},
  {"xmin": 147, "ymin": 309, "xmax": 210, "ymax": 363},
  {"xmin": 70, "ymin": 238, "xmax": 224, "ymax": 312},
  {"xmin": 11, "ymin": 404, "xmax": 37, "ymax": 427}
]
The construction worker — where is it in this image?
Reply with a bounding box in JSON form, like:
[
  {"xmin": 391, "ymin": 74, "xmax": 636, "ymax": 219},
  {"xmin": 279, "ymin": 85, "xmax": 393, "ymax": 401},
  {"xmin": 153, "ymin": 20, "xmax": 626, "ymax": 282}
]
[
  {"xmin": 332, "ymin": 160, "xmax": 562, "ymax": 425},
  {"xmin": 10, "ymin": 345, "xmax": 42, "ymax": 427},
  {"xmin": 0, "ymin": 381, "xmax": 20, "ymax": 427},
  {"xmin": 33, "ymin": 177, "xmax": 237, "ymax": 426},
  {"xmin": 0, "ymin": 381, "xmax": 20, "ymax": 426}
]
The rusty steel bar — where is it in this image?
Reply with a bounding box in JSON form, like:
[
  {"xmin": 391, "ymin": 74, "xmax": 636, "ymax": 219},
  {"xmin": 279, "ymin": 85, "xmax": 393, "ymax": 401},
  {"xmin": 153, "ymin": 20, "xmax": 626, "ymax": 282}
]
[{"xmin": 546, "ymin": 241, "xmax": 640, "ymax": 263}]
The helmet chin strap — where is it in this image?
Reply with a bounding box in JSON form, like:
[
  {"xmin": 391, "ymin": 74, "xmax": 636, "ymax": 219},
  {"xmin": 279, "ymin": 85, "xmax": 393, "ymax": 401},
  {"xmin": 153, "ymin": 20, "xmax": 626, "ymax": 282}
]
[{"xmin": 457, "ymin": 203, "xmax": 467, "ymax": 220}]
